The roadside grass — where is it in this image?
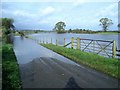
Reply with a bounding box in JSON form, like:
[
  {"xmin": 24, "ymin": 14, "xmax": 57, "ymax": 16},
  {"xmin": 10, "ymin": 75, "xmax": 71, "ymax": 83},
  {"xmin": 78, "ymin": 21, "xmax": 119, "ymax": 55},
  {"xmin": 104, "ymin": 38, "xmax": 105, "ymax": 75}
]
[
  {"xmin": 0, "ymin": 42, "xmax": 2, "ymax": 90},
  {"xmin": 0, "ymin": 45, "xmax": 1, "ymax": 65},
  {"xmin": 40, "ymin": 43, "xmax": 119, "ymax": 79},
  {"xmin": 2, "ymin": 44, "xmax": 21, "ymax": 90}
]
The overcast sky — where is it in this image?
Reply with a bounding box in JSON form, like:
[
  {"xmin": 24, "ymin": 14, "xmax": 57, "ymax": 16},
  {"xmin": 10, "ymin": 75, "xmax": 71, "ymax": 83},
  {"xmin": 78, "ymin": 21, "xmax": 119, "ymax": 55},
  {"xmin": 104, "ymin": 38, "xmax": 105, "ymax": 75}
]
[{"xmin": 1, "ymin": 0, "xmax": 119, "ymax": 31}]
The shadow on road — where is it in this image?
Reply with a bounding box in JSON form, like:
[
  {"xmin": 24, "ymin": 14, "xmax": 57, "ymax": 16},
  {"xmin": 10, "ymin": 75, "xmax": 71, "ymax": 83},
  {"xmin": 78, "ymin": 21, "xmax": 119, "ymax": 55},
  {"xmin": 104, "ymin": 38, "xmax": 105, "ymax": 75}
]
[{"xmin": 64, "ymin": 77, "xmax": 83, "ymax": 90}]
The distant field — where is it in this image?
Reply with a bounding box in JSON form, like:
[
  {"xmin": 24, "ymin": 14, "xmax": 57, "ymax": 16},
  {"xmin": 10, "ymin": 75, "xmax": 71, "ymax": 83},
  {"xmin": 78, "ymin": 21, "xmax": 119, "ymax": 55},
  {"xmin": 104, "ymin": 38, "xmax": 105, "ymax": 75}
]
[{"xmin": 96, "ymin": 31, "xmax": 120, "ymax": 35}]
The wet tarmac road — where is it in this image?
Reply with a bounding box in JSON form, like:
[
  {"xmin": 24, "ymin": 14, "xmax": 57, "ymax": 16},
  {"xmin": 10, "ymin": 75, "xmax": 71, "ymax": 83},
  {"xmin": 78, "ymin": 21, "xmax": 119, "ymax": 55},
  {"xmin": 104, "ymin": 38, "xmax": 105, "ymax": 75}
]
[{"xmin": 13, "ymin": 36, "xmax": 118, "ymax": 88}]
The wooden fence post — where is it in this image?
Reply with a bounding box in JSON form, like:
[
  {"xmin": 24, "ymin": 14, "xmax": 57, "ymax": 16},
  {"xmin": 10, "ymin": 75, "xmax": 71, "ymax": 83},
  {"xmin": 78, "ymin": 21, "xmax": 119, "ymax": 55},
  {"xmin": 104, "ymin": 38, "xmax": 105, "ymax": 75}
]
[
  {"xmin": 51, "ymin": 38, "xmax": 52, "ymax": 44},
  {"xmin": 56, "ymin": 39, "xmax": 58, "ymax": 46},
  {"xmin": 64, "ymin": 38, "xmax": 66, "ymax": 46},
  {"xmin": 46, "ymin": 39, "xmax": 47, "ymax": 44},
  {"xmin": 112, "ymin": 40, "xmax": 116, "ymax": 58},
  {"xmin": 43, "ymin": 39, "xmax": 44, "ymax": 44},
  {"xmin": 71, "ymin": 37, "xmax": 74, "ymax": 49},
  {"xmin": 77, "ymin": 38, "xmax": 80, "ymax": 50},
  {"xmin": 93, "ymin": 41, "xmax": 95, "ymax": 52},
  {"xmin": 40, "ymin": 39, "xmax": 41, "ymax": 43}
]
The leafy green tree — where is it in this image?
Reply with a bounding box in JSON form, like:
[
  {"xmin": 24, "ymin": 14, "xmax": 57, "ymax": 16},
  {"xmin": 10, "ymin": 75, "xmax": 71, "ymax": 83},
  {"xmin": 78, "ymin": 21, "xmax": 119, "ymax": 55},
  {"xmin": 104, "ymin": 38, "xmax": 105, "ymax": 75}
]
[
  {"xmin": 53, "ymin": 21, "xmax": 66, "ymax": 33},
  {"xmin": 1, "ymin": 18, "xmax": 15, "ymax": 30},
  {"xmin": 68, "ymin": 29, "xmax": 71, "ymax": 33},
  {"xmin": 18, "ymin": 31, "xmax": 25, "ymax": 37},
  {"xmin": 1, "ymin": 18, "xmax": 15, "ymax": 43},
  {"xmin": 1, "ymin": 18, "xmax": 15, "ymax": 35},
  {"xmin": 34, "ymin": 30, "xmax": 38, "ymax": 33},
  {"xmin": 99, "ymin": 18, "xmax": 113, "ymax": 32}
]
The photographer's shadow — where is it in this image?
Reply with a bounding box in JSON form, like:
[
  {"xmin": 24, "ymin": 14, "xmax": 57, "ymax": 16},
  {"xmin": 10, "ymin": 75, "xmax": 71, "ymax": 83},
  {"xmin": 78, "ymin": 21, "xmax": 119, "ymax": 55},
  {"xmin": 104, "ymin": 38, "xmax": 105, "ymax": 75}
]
[{"xmin": 64, "ymin": 77, "xmax": 83, "ymax": 90}]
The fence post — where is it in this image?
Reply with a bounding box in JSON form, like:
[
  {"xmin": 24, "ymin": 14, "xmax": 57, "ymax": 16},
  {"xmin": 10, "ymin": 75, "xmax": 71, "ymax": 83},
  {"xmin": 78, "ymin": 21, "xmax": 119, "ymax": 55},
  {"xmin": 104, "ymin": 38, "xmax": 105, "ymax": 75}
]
[
  {"xmin": 64, "ymin": 38, "xmax": 66, "ymax": 46},
  {"xmin": 56, "ymin": 38, "xmax": 58, "ymax": 46},
  {"xmin": 77, "ymin": 38, "xmax": 80, "ymax": 50},
  {"xmin": 71, "ymin": 37, "xmax": 74, "ymax": 49},
  {"xmin": 93, "ymin": 41, "xmax": 95, "ymax": 52},
  {"xmin": 112, "ymin": 40, "xmax": 116, "ymax": 58},
  {"xmin": 51, "ymin": 38, "xmax": 52, "ymax": 44},
  {"xmin": 46, "ymin": 39, "xmax": 48, "ymax": 44},
  {"xmin": 40, "ymin": 39, "xmax": 41, "ymax": 43},
  {"xmin": 43, "ymin": 39, "xmax": 44, "ymax": 44}
]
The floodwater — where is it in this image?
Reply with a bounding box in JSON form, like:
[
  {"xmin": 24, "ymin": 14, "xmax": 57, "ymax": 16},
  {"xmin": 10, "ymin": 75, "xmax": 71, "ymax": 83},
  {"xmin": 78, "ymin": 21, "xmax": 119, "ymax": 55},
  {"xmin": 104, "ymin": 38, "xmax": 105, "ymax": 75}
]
[
  {"xmin": 13, "ymin": 36, "xmax": 79, "ymax": 65},
  {"xmin": 29, "ymin": 32, "xmax": 119, "ymax": 48},
  {"xmin": 13, "ymin": 36, "xmax": 118, "ymax": 88},
  {"xmin": 29, "ymin": 32, "xmax": 119, "ymax": 58}
]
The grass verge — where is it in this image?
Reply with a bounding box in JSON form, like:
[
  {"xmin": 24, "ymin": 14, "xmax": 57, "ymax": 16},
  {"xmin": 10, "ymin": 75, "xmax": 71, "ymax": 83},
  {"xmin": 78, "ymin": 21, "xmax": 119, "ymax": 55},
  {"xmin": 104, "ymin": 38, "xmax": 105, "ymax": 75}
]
[
  {"xmin": 2, "ymin": 44, "xmax": 21, "ymax": 90},
  {"xmin": 41, "ymin": 43, "xmax": 119, "ymax": 79},
  {"xmin": 0, "ymin": 42, "xmax": 2, "ymax": 89}
]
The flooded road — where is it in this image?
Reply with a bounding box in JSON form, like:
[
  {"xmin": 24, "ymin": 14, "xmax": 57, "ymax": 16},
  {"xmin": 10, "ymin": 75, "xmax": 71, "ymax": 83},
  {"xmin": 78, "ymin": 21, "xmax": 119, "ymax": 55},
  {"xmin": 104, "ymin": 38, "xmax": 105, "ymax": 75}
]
[
  {"xmin": 29, "ymin": 33, "xmax": 119, "ymax": 58},
  {"xmin": 13, "ymin": 36, "xmax": 118, "ymax": 88}
]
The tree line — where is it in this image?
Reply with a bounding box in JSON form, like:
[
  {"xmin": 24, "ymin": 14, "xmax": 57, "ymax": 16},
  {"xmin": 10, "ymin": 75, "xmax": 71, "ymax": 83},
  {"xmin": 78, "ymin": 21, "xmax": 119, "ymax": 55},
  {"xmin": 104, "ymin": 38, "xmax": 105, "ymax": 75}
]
[
  {"xmin": 1, "ymin": 17, "xmax": 120, "ymax": 37},
  {"xmin": 53, "ymin": 18, "xmax": 119, "ymax": 33}
]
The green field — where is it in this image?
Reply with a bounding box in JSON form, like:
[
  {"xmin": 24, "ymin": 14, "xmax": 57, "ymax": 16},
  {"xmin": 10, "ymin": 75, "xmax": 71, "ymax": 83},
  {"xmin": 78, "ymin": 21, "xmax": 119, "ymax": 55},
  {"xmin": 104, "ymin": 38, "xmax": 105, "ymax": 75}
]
[
  {"xmin": 96, "ymin": 31, "xmax": 120, "ymax": 35},
  {"xmin": 2, "ymin": 44, "xmax": 21, "ymax": 90},
  {"xmin": 41, "ymin": 43, "xmax": 119, "ymax": 79}
]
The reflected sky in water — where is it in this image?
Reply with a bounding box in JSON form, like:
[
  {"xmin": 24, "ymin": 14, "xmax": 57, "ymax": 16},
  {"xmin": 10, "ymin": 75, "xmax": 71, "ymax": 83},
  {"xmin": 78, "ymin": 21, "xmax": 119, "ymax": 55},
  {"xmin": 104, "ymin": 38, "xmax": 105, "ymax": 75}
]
[{"xmin": 13, "ymin": 36, "xmax": 81, "ymax": 66}]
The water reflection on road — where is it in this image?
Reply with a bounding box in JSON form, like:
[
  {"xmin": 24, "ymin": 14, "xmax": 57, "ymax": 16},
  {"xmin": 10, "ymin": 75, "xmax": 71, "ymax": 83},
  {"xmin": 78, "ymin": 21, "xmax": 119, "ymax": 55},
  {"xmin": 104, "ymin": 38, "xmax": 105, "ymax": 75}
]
[
  {"xmin": 13, "ymin": 36, "xmax": 118, "ymax": 88},
  {"xmin": 13, "ymin": 36, "xmax": 79, "ymax": 65}
]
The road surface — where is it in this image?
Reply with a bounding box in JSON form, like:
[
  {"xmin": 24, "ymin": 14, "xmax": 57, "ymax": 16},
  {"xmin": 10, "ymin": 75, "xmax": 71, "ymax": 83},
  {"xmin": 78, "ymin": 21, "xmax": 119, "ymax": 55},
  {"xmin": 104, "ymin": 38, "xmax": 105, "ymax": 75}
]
[{"xmin": 13, "ymin": 36, "xmax": 118, "ymax": 88}]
